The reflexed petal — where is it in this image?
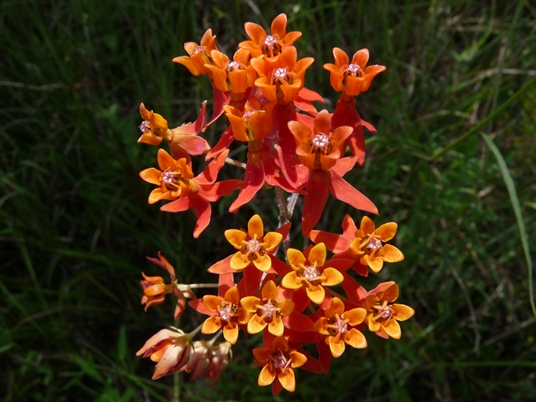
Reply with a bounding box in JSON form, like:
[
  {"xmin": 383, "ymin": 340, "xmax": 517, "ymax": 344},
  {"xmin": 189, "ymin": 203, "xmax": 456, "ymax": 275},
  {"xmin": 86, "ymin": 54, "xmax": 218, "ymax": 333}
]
[
  {"xmin": 203, "ymin": 295, "xmax": 222, "ymax": 312},
  {"xmin": 344, "ymin": 307, "xmax": 367, "ymax": 326},
  {"xmin": 281, "ymin": 272, "xmax": 303, "ymax": 290},
  {"xmin": 392, "ymin": 304, "xmax": 415, "ymax": 321},
  {"xmin": 287, "ymin": 248, "xmax": 306, "ymax": 268},
  {"xmin": 360, "ymin": 216, "xmax": 375, "ymax": 235},
  {"xmin": 189, "ymin": 196, "xmax": 212, "ymax": 238},
  {"xmin": 253, "ymin": 254, "xmax": 272, "ymax": 272},
  {"xmin": 306, "ymin": 284, "xmax": 325, "ymax": 305},
  {"xmin": 322, "ymin": 268, "xmax": 343, "ymax": 286},
  {"xmin": 201, "ymin": 316, "xmax": 221, "ymax": 334},
  {"xmin": 223, "ymin": 325, "xmax": 239, "ymax": 344},
  {"xmin": 278, "ymin": 369, "xmax": 296, "ymax": 392},
  {"xmin": 383, "ymin": 319, "xmax": 401, "ymax": 339},
  {"xmin": 309, "ymin": 230, "xmax": 350, "ymax": 254},
  {"xmin": 261, "ymin": 280, "xmax": 278, "ymax": 299},
  {"xmin": 248, "ymin": 314, "xmax": 267, "ymax": 334},
  {"xmin": 263, "ymin": 232, "xmax": 283, "ymax": 252},
  {"xmin": 329, "ymin": 338, "xmax": 345, "ymax": 358},
  {"xmin": 224, "ymin": 286, "xmax": 240, "ymax": 304},
  {"xmin": 302, "ymin": 171, "xmax": 330, "ymax": 235},
  {"xmin": 367, "ymin": 256, "xmax": 384, "ymax": 273},
  {"xmin": 248, "ymin": 214, "xmax": 264, "ymax": 238},
  {"xmin": 382, "ymin": 244, "xmax": 404, "ymax": 263},
  {"xmin": 345, "ymin": 328, "xmax": 367, "ymax": 349},
  {"xmin": 375, "ymin": 222, "xmax": 397, "ymax": 241},
  {"xmin": 329, "ymin": 171, "xmax": 378, "ymax": 215},
  {"xmin": 225, "ymin": 229, "xmax": 247, "ymax": 249},
  {"xmin": 278, "ymin": 300, "xmax": 295, "ymax": 316},
  {"xmin": 258, "ymin": 364, "xmax": 276, "ymax": 386},
  {"xmin": 241, "ymin": 296, "xmax": 260, "ymax": 312},
  {"xmin": 309, "ymin": 243, "xmax": 327, "ymax": 266}
]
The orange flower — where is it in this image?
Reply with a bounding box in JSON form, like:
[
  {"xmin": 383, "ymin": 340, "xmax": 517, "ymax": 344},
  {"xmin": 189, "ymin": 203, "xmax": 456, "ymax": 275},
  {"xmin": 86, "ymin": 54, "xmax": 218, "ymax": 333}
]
[
  {"xmin": 138, "ymin": 103, "xmax": 172, "ymax": 146},
  {"xmin": 136, "ymin": 328, "xmax": 192, "ymax": 380},
  {"xmin": 282, "ymin": 243, "xmax": 343, "ymax": 304},
  {"xmin": 290, "ymin": 109, "xmax": 352, "ymax": 171},
  {"xmin": 200, "ymin": 286, "xmax": 248, "ymax": 344},
  {"xmin": 253, "ymin": 336, "xmax": 307, "ymax": 394},
  {"xmin": 172, "ymin": 29, "xmax": 218, "ymax": 76},
  {"xmin": 225, "ymin": 214, "xmax": 283, "ymax": 272},
  {"xmin": 140, "ymin": 150, "xmax": 195, "ymax": 204},
  {"xmin": 323, "ymin": 48, "xmax": 386, "ymax": 97},
  {"xmin": 252, "ymin": 46, "xmax": 314, "ymax": 104},
  {"xmin": 310, "ymin": 215, "xmax": 403, "ymax": 275},
  {"xmin": 362, "ymin": 282, "xmax": 414, "ymax": 339},
  {"xmin": 204, "ymin": 49, "xmax": 257, "ymax": 94},
  {"xmin": 239, "ymin": 13, "xmax": 302, "ymax": 59},
  {"xmin": 224, "ymin": 97, "xmax": 274, "ymax": 142},
  {"xmin": 141, "ymin": 252, "xmax": 187, "ymax": 319},
  {"xmin": 350, "ymin": 216, "xmax": 404, "ymax": 273},
  {"xmin": 314, "ymin": 297, "xmax": 367, "ymax": 358},
  {"xmin": 241, "ymin": 280, "xmax": 294, "ymax": 336},
  {"xmin": 140, "ymin": 149, "xmax": 241, "ymax": 238}
]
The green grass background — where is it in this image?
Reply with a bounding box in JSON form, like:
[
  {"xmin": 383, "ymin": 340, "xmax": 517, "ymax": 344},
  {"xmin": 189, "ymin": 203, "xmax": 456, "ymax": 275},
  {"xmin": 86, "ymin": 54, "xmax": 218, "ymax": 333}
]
[{"xmin": 1, "ymin": 0, "xmax": 535, "ymax": 401}]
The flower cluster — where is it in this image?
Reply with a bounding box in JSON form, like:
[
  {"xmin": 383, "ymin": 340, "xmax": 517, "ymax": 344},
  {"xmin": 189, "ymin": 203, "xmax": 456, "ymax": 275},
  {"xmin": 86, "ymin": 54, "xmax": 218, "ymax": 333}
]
[{"xmin": 136, "ymin": 14, "xmax": 414, "ymax": 396}]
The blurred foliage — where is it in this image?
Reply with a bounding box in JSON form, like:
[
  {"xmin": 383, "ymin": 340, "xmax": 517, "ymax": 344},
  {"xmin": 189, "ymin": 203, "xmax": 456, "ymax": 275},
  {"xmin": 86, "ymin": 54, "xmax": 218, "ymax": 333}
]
[{"xmin": 1, "ymin": 0, "xmax": 535, "ymax": 401}]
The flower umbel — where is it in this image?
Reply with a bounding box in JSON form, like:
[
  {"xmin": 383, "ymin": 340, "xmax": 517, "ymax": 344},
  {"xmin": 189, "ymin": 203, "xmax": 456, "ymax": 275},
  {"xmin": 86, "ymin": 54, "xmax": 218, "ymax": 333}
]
[{"xmin": 253, "ymin": 336, "xmax": 307, "ymax": 395}]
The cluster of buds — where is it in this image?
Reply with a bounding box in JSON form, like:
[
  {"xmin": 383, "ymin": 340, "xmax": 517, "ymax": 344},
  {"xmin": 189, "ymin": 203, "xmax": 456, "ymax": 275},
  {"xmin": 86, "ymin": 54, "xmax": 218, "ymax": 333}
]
[{"xmin": 136, "ymin": 14, "xmax": 414, "ymax": 396}]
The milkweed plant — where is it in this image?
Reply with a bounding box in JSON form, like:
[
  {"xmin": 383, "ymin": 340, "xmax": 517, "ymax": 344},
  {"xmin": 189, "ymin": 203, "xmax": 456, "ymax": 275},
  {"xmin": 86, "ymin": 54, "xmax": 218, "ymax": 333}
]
[{"xmin": 136, "ymin": 14, "xmax": 414, "ymax": 396}]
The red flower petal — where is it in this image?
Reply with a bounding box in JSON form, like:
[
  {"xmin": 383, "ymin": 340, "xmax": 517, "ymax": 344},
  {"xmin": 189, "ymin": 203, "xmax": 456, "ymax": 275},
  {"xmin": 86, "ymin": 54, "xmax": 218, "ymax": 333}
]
[
  {"xmin": 328, "ymin": 170, "xmax": 378, "ymax": 215},
  {"xmin": 301, "ymin": 171, "xmax": 330, "ymax": 235}
]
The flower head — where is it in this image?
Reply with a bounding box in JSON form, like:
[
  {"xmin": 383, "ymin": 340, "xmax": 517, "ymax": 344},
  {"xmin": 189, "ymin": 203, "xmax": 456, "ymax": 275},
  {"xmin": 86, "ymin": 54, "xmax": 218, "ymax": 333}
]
[
  {"xmin": 200, "ymin": 286, "xmax": 248, "ymax": 344},
  {"xmin": 324, "ymin": 48, "xmax": 385, "ymax": 97},
  {"xmin": 362, "ymin": 282, "xmax": 414, "ymax": 339},
  {"xmin": 282, "ymin": 243, "xmax": 343, "ymax": 304},
  {"xmin": 224, "ymin": 97, "xmax": 274, "ymax": 142},
  {"xmin": 253, "ymin": 336, "xmax": 307, "ymax": 395},
  {"xmin": 172, "ymin": 29, "xmax": 218, "ymax": 76},
  {"xmin": 136, "ymin": 328, "xmax": 192, "ymax": 380},
  {"xmin": 141, "ymin": 252, "xmax": 187, "ymax": 319},
  {"xmin": 225, "ymin": 214, "xmax": 283, "ymax": 272},
  {"xmin": 241, "ymin": 280, "xmax": 294, "ymax": 336},
  {"xmin": 314, "ymin": 297, "xmax": 367, "ymax": 357},
  {"xmin": 138, "ymin": 103, "xmax": 172, "ymax": 146},
  {"xmin": 205, "ymin": 49, "xmax": 257, "ymax": 94},
  {"xmin": 289, "ymin": 109, "xmax": 353, "ymax": 171},
  {"xmin": 252, "ymin": 46, "xmax": 314, "ymax": 104},
  {"xmin": 350, "ymin": 216, "xmax": 404, "ymax": 273},
  {"xmin": 239, "ymin": 14, "xmax": 302, "ymax": 59}
]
